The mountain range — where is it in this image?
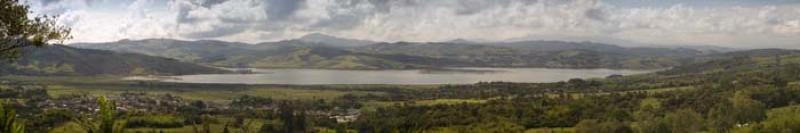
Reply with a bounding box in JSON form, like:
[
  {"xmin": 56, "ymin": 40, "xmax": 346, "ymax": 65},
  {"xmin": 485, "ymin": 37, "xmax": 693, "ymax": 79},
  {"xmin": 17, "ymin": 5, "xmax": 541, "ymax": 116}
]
[{"xmin": 71, "ymin": 33, "xmax": 726, "ymax": 70}]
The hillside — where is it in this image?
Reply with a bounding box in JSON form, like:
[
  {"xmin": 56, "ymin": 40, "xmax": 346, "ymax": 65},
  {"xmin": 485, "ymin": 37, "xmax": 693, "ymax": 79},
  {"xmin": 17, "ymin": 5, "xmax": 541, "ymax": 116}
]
[
  {"xmin": 76, "ymin": 40, "xmax": 463, "ymax": 69},
  {"xmin": 0, "ymin": 45, "xmax": 229, "ymax": 76},
  {"xmin": 660, "ymin": 49, "xmax": 800, "ymax": 76},
  {"xmin": 210, "ymin": 43, "xmax": 469, "ymax": 69},
  {"xmin": 72, "ymin": 39, "xmax": 250, "ymax": 63},
  {"xmin": 352, "ymin": 41, "xmax": 705, "ymax": 69},
  {"xmin": 297, "ymin": 33, "xmax": 377, "ymax": 47},
  {"xmin": 74, "ymin": 37, "xmax": 721, "ymax": 70}
]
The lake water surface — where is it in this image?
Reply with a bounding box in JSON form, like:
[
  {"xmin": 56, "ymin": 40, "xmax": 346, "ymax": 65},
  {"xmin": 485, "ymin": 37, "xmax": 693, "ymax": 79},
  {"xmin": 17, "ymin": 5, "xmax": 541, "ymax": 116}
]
[{"xmin": 127, "ymin": 68, "xmax": 653, "ymax": 85}]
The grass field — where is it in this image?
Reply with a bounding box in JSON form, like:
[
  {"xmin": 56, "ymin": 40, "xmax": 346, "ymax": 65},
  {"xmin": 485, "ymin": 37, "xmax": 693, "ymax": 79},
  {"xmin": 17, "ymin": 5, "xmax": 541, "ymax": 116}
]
[
  {"xmin": 0, "ymin": 76, "xmax": 397, "ymax": 102},
  {"xmin": 525, "ymin": 127, "xmax": 575, "ymax": 133},
  {"xmin": 411, "ymin": 99, "xmax": 487, "ymax": 105},
  {"xmin": 40, "ymin": 84, "xmax": 384, "ymax": 103}
]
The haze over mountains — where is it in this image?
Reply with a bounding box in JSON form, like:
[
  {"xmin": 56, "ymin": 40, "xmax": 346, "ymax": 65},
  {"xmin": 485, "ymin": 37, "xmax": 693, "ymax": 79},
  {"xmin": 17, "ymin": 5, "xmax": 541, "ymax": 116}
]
[{"xmin": 69, "ymin": 33, "xmax": 730, "ymax": 70}]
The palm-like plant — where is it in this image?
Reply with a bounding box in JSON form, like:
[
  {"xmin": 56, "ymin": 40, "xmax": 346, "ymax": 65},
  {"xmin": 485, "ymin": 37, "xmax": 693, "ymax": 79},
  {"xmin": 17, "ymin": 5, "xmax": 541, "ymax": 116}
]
[
  {"xmin": 0, "ymin": 103, "xmax": 24, "ymax": 133},
  {"xmin": 76, "ymin": 96, "xmax": 126, "ymax": 133}
]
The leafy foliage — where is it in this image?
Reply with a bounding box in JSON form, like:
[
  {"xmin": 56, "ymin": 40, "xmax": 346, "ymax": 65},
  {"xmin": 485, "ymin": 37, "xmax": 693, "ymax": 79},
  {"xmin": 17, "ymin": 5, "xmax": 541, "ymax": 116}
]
[
  {"xmin": 0, "ymin": 102, "xmax": 24, "ymax": 133},
  {"xmin": 76, "ymin": 96, "xmax": 126, "ymax": 133},
  {"xmin": 0, "ymin": 0, "xmax": 71, "ymax": 60}
]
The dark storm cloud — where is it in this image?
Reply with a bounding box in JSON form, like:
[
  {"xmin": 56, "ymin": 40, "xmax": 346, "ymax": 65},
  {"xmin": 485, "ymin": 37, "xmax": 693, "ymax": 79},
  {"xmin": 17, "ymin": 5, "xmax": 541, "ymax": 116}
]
[
  {"xmin": 360, "ymin": 0, "xmax": 423, "ymax": 13},
  {"xmin": 364, "ymin": 0, "xmax": 391, "ymax": 12},
  {"xmin": 454, "ymin": 1, "xmax": 493, "ymax": 15},
  {"xmin": 452, "ymin": 0, "xmax": 538, "ymax": 15},
  {"xmin": 264, "ymin": 0, "xmax": 306, "ymax": 21},
  {"xmin": 175, "ymin": 4, "xmax": 200, "ymax": 23},
  {"xmin": 309, "ymin": 13, "xmax": 366, "ymax": 30},
  {"xmin": 585, "ymin": 8, "xmax": 607, "ymax": 21},
  {"xmin": 41, "ymin": 0, "xmax": 60, "ymax": 5},
  {"xmin": 201, "ymin": 0, "xmax": 228, "ymax": 8},
  {"xmin": 303, "ymin": 0, "xmax": 384, "ymax": 30}
]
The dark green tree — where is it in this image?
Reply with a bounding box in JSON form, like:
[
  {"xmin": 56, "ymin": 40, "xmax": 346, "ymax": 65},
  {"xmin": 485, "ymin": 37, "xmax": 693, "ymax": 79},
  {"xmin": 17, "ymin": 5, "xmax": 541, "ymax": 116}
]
[
  {"xmin": 707, "ymin": 102, "xmax": 736, "ymax": 133},
  {"xmin": 259, "ymin": 121, "xmax": 283, "ymax": 133},
  {"xmin": 664, "ymin": 109, "xmax": 704, "ymax": 133},
  {"xmin": 731, "ymin": 91, "xmax": 767, "ymax": 124},
  {"xmin": 636, "ymin": 118, "xmax": 670, "ymax": 133},
  {"xmin": 223, "ymin": 124, "xmax": 230, "ymax": 133},
  {"xmin": 1, "ymin": 0, "xmax": 71, "ymax": 59},
  {"xmin": 757, "ymin": 105, "xmax": 800, "ymax": 132},
  {"xmin": 575, "ymin": 119, "xmax": 632, "ymax": 133}
]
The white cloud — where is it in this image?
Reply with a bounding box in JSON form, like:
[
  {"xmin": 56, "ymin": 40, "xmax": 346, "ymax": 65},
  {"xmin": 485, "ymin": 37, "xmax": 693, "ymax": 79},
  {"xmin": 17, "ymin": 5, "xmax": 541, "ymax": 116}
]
[{"xmin": 26, "ymin": 0, "xmax": 800, "ymax": 49}]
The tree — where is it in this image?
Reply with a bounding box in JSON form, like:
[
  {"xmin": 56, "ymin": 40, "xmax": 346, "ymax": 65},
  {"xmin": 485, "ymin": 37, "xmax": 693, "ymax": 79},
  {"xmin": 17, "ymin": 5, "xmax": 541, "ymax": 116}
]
[
  {"xmin": 757, "ymin": 105, "xmax": 800, "ymax": 132},
  {"xmin": 634, "ymin": 98, "xmax": 670, "ymax": 133},
  {"xmin": 575, "ymin": 119, "xmax": 632, "ymax": 133},
  {"xmin": 707, "ymin": 91, "xmax": 768, "ymax": 132},
  {"xmin": 223, "ymin": 124, "xmax": 230, "ymax": 133},
  {"xmin": 663, "ymin": 109, "xmax": 704, "ymax": 133},
  {"xmin": 463, "ymin": 119, "xmax": 526, "ymax": 133},
  {"xmin": 191, "ymin": 115, "xmax": 212, "ymax": 133},
  {"xmin": 636, "ymin": 117, "xmax": 670, "ymax": 133},
  {"xmin": 1, "ymin": 0, "xmax": 71, "ymax": 59},
  {"xmin": 731, "ymin": 91, "xmax": 767, "ymax": 124},
  {"xmin": 278, "ymin": 102, "xmax": 309, "ymax": 133},
  {"xmin": 707, "ymin": 102, "xmax": 736, "ymax": 133},
  {"xmin": 635, "ymin": 98, "xmax": 663, "ymax": 120},
  {"xmin": 259, "ymin": 122, "xmax": 282, "ymax": 133}
]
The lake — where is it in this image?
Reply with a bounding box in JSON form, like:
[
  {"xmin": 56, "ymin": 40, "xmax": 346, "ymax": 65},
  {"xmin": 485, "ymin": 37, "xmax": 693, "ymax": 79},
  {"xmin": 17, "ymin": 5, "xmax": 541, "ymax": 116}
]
[{"xmin": 126, "ymin": 68, "xmax": 654, "ymax": 85}]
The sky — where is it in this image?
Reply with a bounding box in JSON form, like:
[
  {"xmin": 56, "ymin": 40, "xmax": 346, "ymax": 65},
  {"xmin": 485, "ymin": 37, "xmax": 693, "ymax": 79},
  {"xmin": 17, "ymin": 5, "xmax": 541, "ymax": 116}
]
[{"xmin": 25, "ymin": 0, "xmax": 800, "ymax": 49}]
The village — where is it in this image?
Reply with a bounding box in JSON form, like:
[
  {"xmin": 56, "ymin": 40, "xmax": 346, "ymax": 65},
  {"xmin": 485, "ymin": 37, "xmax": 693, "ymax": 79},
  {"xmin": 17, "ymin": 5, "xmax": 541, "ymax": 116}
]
[{"xmin": 0, "ymin": 82, "xmax": 363, "ymax": 128}]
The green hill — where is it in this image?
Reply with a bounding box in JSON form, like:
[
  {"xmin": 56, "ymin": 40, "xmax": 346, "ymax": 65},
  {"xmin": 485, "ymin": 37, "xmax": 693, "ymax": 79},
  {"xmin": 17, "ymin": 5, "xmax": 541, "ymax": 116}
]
[
  {"xmin": 660, "ymin": 49, "xmax": 800, "ymax": 76},
  {"xmin": 74, "ymin": 38, "xmax": 721, "ymax": 70},
  {"xmin": 72, "ymin": 39, "xmax": 250, "ymax": 63},
  {"xmin": 352, "ymin": 41, "xmax": 704, "ymax": 69},
  {"xmin": 0, "ymin": 45, "xmax": 229, "ymax": 76},
  {"xmin": 76, "ymin": 40, "xmax": 467, "ymax": 70}
]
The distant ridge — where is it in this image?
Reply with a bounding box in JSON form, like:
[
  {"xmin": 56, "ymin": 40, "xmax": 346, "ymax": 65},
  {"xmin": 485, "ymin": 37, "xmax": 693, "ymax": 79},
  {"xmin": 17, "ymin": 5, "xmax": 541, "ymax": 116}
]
[
  {"xmin": 297, "ymin": 33, "xmax": 377, "ymax": 47},
  {"xmin": 71, "ymin": 36, "xmax": 730, "ymax": 70},
  {"xmin": 0, "ymin": 45, "xmax": 229, "ymax": 76}
]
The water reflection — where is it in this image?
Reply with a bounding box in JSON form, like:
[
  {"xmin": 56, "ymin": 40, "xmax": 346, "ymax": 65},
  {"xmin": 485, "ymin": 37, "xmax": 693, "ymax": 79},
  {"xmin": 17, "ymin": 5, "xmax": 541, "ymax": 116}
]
[{"xmin": 127, "ymin": 68, "xmax": 654, "ymax": 85}]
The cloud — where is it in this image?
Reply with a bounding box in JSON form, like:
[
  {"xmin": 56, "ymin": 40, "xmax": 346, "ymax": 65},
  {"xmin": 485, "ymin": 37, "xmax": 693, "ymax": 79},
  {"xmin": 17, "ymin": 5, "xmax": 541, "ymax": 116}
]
[
  {"xmin": 605, "ymin": 4, "xmax": 800, "ymax": 48},
  {"xmin": 263, "ymin": 0, "xmax": 306, "ymax": 20},
  {"xmin": 182, "ymin": 23, "xmax": 250, "ymax": 38},
  {"xmin": 25, "ymin": 0, "xmax": 800, "ymax": 49},
  {"xmin": 200, "ymin": 0, "xmax": 229, "ymax": 8}
]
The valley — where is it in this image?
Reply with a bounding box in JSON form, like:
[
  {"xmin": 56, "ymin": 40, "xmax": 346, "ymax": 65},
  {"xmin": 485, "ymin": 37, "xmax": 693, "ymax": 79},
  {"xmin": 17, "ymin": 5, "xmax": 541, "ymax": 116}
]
[
  {"xmin": 2, "ymin": 44, "xmax": 800, "ymax": 132},
  {"xmin": 3, "ymin": 0, "xmax": 799, "ymax": 132},
  {"xmin": 72, "ymin": 34, "xmax": 716, "ymax": 70},
  {"xmin": 126, "ymin": 67, "xmax": 651, "ymax": 84}
]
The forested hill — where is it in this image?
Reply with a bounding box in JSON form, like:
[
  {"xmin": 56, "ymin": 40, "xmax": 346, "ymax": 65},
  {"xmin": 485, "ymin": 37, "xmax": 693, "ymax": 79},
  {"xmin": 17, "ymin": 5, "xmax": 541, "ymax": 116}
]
[
  {"xmin": 74, "ymin": 37, "xmax": 723, "ymax": 70},
  {"xmin": 0, "ymin": 45, "xmax": 229, "ymax": 76},
  {"xmin": 659, "ymin": 49, "xmax": 800, "ymax": 76},
  {"xmin": 352, "ymin": 41, "xmax": 706, "ymax": 69},
  {"xmin": 74, "ymin": 39, "xmax": 468, "ymax": 70}
]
